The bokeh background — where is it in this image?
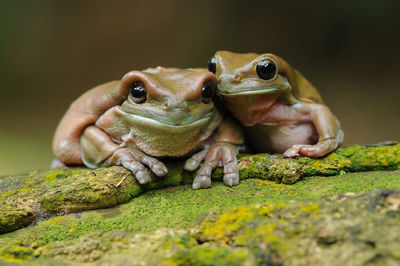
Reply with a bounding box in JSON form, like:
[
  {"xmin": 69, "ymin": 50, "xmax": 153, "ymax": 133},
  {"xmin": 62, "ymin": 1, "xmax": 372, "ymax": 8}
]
[{"xmin": 1, "ymin": 0, "xmax": 399, "ymax": 175}]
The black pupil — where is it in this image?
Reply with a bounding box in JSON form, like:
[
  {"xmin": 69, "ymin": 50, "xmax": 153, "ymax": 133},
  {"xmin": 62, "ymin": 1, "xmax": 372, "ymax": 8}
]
[
  {"xmin": 208, "ymin": 58, "xmax": 216, "ymax": 74},
  {"xmin": 256, "ymin": 59, "xmax": 277, "ymax": 80},
  {"xmin": 130, "ymin": 83, "xmax": 145, "ymax": 98},
  {"xmin": 202, "ymin": 83, "xmax": 213, "ymax": 99}
]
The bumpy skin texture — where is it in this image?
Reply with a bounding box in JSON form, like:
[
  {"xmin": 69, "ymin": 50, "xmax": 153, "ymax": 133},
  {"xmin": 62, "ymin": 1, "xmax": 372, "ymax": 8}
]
[
  {"xmin": 211, "ymin": 51, "xmax": 343, "ymax": 158},
  {"xmin": 53, "ymin": 67, "xmax": 243, "ymax": 189}
]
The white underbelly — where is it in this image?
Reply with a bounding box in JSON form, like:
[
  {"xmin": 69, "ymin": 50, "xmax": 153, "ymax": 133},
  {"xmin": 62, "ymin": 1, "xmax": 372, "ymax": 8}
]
[{"xmin": 244, "ymin": 123, "xmax": 318, "ymax": 153}]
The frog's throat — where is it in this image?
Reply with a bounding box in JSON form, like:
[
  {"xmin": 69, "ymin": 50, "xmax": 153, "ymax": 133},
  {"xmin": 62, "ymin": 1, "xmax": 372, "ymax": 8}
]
[
  {"xmin": 124, "ymin": 111, "xmax": 216, "ymax": 132},
  {"xmin": 217, "ymin": 87, "xmax": 281, "ymax": 96}
]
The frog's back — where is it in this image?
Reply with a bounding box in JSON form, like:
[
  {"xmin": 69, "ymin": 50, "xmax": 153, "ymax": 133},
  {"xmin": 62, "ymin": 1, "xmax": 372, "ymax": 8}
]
[{"xmin": 290, "ymin": 68, "xmax": 324, "ymax": 104}]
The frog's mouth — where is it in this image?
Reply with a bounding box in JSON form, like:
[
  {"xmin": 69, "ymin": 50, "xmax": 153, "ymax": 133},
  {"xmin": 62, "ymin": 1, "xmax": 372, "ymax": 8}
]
[
  {"xmin": 124, "ymin": 111, "xmax": 216, "ymax": 133},
  {"xmin": 218, "ymin": 87, "xmax": 281, "ymax": 96}
]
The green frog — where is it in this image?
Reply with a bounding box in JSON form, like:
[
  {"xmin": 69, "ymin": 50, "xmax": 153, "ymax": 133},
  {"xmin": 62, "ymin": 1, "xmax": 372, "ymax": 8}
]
[
  {"xmin": 208, "ymin": 51, "xmax": 343, "ymax": 158},
  {"xmin": 52, "ymin": 67, "xmax": 243, "ymax": 189}
]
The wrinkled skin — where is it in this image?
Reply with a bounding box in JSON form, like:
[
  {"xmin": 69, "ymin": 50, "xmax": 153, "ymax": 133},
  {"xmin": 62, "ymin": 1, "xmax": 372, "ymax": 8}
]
[
  {"xmin": 210, "ymin": 51, "xmax": 343, "ymax": 158},
  {"xmin": 53, "ymin": 67, "xmax": 243, "ymax": 189}
]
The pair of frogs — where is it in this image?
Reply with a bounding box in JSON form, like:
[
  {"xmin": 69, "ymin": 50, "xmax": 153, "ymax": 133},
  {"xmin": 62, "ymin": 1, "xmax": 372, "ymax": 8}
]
[{"xmin": 53, "ymin": 51, "xmax": 343, "ymax": 189}]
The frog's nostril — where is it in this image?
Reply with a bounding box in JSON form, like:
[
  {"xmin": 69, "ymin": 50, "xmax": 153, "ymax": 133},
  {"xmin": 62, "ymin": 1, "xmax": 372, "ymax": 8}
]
[
  {"xmin": 166, "ymin": 100, "xmax": 188, "ymax": 110},
  {"xmin": 165, "ymin": 99, "xmax": 176, "ymax": 110},
  {"xmin": 220, "ymin": 74, "xmax": 239, "ymax": 84}
]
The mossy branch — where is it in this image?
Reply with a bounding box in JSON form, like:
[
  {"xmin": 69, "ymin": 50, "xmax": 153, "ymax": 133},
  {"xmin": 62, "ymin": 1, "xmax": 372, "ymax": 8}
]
[{"xmin": 1, "ymin": 142, "xmax": 399, "ymax": 234}]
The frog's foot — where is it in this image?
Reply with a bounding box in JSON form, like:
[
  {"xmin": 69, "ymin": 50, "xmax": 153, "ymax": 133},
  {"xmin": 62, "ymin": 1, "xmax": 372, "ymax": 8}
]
[
  {"xmin": 190, "ymin": 142, "xmax": 239, "ymax": 190},
  {"xmin": 283, "ymin": 138, "xmax": 340, "ymax": 158},
  {"xmin": 111, "ymin": 148, "xmax": 168, "ymax": 184}
]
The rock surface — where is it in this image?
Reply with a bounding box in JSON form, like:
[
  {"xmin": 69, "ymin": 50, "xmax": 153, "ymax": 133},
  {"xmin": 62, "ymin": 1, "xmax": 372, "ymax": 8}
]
[
  {"xmin": 194, "ymin": 189, "xmax": 400, "ymax": 265},
  {"xmin": 3, "ymin": 188, "xmax": 400, "ymax": 265},
  {"xmin": 0, "ymin": 143, "xmax": 399, "ymax": 265},
  {"xmin": 1, "ymin": 143, "xmax": 399, "ymax": 235}
]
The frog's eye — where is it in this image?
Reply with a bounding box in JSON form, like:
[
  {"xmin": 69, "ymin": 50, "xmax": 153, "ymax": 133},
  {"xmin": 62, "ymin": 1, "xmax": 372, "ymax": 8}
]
[
  {"xmin": 256, "ymin": 59, "xmax": 277, "ymax": 80},
  {"xmin": 202, "ymin": 82, "xmax": 214, "ymax": 104},
  {"xmin": 130, "ymin": 82, "xmax": 146, "ymax": 103},
  {"xmin": 208, "ymin": 58, "xmax": 217, "ymax": 74}
]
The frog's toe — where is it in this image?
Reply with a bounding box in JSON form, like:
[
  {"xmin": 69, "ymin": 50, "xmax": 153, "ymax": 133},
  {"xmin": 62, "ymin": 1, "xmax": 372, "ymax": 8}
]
[
  {"xmin": 131, "ymin": 151, "xmax": 168, "ymax": 177},
  {"xmin": 223, "ymin": 173, "xmax": 239, "ymax": 187},
  {"xmin": 298, "ymin": 145, "xmax": 320, "ymax": 157},
  {"xmin": 151, "ymin": 162, "xmax": 168, "ymax": 177},
  {"xmin": 299, "ymin": 139, "xmax": 338, "ymax": 158},
  {"xmin": 50, "ymin": 158, "xmax": 66, "ymax": 169},
  {"xmin": 184, "ymin": 149, "xmax": 208, "ymax": 172},
  {"xmin": 135, "ymin": 170, "xmax": 152, "ymax": 184},
  {"xmin": 184, "ymin": 158, "xmax": 199, "ymax": 171},
  {"xmin": 121, "ymin": 160, "xmax": 152, "ymax": 184},
  {"xmin": 222, "ymin": 160, "xmax": 239, "ymax": 187},
  {"xmin": 192, "ymin": 175, "xmax": 212, "ymax": 190},
  {"xmin": 283, "ymin": 145, "xmax": 302, "ymax": 158}
]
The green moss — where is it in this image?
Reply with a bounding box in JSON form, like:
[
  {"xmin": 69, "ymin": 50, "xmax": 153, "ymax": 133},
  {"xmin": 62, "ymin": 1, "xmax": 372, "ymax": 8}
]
[
  {"xmin": 0, "ymin": 166, "xmax": 138, "ymax": 233},
  {"xmin": 1, "ymin": 144, "xmax": 400, "ymax": 235},
  {"xmin": 1, "ymin": 170, "xmax": 399, "ymax": 253},
  {"xmin": 19, "ymin": 188, "xmax": 400, "ymax": 265},
  {"xmin": 0, "ymin": 143, "xmax": 400, "ymax": 262},
  {"xmin": 337, "ymin": 143, "xmax": 400, "ymax": 171}
]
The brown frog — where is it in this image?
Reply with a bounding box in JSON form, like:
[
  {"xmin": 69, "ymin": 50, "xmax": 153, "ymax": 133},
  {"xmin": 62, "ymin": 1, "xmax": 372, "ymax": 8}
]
[
  {"xmin": 208, "ymin": 51, "xmax": 343, "ymax": 158},
  {"xmin": 52, "ymin": 67, "xmax": 243, "ymax": 189}
]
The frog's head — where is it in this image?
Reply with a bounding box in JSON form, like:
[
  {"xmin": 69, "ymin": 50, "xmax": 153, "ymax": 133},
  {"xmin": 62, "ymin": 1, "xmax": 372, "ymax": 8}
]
[
  {"xmin": 208, "ymin": 51, "xmax": 293, "ymax": 98},
  {"xmin": 117, "ymin": 68, "xmax": 220, "ymax": 132}
]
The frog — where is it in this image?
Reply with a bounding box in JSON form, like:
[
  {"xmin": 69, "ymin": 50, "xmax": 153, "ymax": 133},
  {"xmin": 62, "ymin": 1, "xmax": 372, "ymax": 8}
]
[
  {"xmin": 52, "ymin": 67, "xmax": 243, "ymax": 189},
  {"xmin": 208, "ymin": 51, "xmax": 343, "ymax": 158}
]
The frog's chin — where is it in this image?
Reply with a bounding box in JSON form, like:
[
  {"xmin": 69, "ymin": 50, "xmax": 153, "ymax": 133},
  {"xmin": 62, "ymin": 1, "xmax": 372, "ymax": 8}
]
[{"xmin": 218, "ymin": 87, "xmax": 281, "ymax": 96}]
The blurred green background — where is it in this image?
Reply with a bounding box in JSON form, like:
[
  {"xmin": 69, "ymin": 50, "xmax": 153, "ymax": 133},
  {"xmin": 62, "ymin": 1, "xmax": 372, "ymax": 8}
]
[{"xmin": 1, "ymin": 0, "xmax": 399, "ymax": 175}]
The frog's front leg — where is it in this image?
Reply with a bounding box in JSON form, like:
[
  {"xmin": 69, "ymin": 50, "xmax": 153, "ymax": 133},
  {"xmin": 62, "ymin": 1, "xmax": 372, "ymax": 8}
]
[
  {"xmin": 280, "ymin": 103, "xmax": 344, "ymax": 158},
  {"xmin": 80, "ymin": 126, "xmax": 168, "ymax": 184},
  {"xmin": 184, "ymin": 118, "xmax": 243, "ymax": 189}
]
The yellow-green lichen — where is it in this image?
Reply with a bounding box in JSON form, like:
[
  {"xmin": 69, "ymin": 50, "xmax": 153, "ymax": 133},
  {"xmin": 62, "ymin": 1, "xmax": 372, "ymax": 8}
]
[
  {"xmin": 171, "ymin": 244, "xmax": 256, "ymax": 266},
  {"xmin": 192, "ymin": 188, "xmax": 400, "ymax": 265},
  {"xmin": 195, "ymin": 202, "xmax": 286, "ymax": 244},
  {"xmin": 298, "ymin": 203, "xmax": 320, "ymax": 214},
  {"xmin": 0, "ymin": 244, "xmax": 34, "ymax": 263}
]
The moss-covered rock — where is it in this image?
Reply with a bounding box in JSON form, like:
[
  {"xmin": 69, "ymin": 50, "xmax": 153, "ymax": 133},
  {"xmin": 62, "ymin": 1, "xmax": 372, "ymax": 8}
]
[
  {"xmin": 1, "ymin": 143, "xmax": 399, "ymax": 235},
  {"xmin": 24, "ymin": 229, "xmax": 255, "ymax": 266},
  {"xmin": 3, "ymin": 188, "xmax": 400, "ymax": 265},
  {"xmin": 193, "ymin": 188, "xmax": 400, "ymax": 265},
  {"xmin": 1, "ymin": 170, "xmax": 400, "ymax": 251},
  {"xmin": 0, "ymin": 167, "xmax": 138, "ymax": 234}
]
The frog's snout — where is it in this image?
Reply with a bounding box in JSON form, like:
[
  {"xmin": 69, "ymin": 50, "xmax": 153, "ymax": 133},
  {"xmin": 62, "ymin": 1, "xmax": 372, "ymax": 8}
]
[
  {"xmin": 219, "ymin": 73, "xmax": 241, "ymax": 84},
  {"xmin": 165, "ymin": 99, "xmax": 188, "ymax": 111},
  {"xmin": 164, "ymin": 101, "xmax": 191, "ymax": 124}
]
